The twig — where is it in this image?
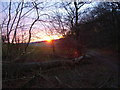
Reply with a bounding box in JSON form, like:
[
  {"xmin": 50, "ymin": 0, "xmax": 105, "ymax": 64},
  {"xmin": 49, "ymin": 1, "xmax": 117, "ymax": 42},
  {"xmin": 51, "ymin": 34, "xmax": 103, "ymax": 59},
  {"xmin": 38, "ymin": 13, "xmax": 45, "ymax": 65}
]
[
  {"xmin": 55, "ymin": 76, "xmax": 72, "ymax": 88},
  {"xmin": 97, "ymin": 74, "xmax": 112, "ymax": 88},
  {"xmin": 3, "ymin": 76, "xmax": 34, "ymax": 82},
  {"xmin": 21, "ymin": 70, "xmax": 54, "ymax": 88}
]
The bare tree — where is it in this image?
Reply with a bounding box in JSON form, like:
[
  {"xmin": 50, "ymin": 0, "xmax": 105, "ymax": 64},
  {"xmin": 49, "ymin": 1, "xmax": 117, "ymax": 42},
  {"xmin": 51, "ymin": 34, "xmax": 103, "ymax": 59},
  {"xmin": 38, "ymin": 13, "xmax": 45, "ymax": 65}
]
[
  {"xmin": 1, "ymin": 1, "xmax": 48, "ymax": 60},
  {"xmin": 24, "ymin": 1, "xmax": 57, "ymax": 52},
  {"xmin": 59, "ymin": 1, "xmax": 87, "ymax": 56},
  {"xmin": 51, "ymin": 10, "xmax": 67, "ymax": 37},
  {"xmin": 24, "ymin": 2, "xmax": 39, "ymax": 52},
  {"xmin": 11, "ymin": 1, "xmax": 24, "ymax": 43}
]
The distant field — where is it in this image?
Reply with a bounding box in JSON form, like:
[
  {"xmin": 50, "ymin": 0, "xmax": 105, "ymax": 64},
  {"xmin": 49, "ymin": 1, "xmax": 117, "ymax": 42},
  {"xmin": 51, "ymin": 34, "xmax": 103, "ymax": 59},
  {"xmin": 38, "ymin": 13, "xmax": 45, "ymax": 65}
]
[
  {"xmin": 19, "ymin": 43, "xmax": 73, "ymax": 63},
  {"xmin": 11, "ymin": 38, "xmax": 80, "ymax": 63},
  {"xmin": 2, "ymin": 38, "xmax": 87, "ymax": 63},
  {"xmin": 29, "ymin": 41, "xmax": 52, "ymax": 47}
]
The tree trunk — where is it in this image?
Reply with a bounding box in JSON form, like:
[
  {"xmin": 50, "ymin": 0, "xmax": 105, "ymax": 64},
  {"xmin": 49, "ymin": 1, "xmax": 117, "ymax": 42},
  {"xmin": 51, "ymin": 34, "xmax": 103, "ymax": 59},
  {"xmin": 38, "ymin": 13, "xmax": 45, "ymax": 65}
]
[
  {"xmin": 74, "ymin": 2, "xmax": 82, "ymax": 56},
  {"xmin": 51, "ymin": 40, "xmax": 55, "ymax": 56},
  {"xmin": 112, "ymin": 9, "xmax": 119, "ymax": 53}
]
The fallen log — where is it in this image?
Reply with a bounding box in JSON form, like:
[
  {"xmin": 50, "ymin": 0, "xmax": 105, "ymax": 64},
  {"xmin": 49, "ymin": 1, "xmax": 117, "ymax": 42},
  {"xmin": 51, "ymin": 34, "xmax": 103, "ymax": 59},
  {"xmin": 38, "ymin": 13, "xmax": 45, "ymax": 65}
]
[
  {"xmin": 72, "ymin": 55, "xmax": 84, "ymax": 64},
  {"xmin": 72, "ymin": 54, "xmax": 92, "ymax": 64}
]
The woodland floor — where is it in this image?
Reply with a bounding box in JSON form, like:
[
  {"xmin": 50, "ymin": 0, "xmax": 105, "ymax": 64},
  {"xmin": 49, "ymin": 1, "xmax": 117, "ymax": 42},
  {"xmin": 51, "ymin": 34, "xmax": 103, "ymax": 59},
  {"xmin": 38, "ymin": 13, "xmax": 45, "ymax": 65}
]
[{"xmin": 2, "ymin": 49, "xmax": 119, "ymax": 88}]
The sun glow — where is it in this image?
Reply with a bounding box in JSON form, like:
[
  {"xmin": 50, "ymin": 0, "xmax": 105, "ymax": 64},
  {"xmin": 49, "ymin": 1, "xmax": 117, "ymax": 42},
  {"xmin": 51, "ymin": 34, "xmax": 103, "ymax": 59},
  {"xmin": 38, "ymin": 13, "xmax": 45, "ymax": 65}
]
[
  {"xmin": 30, "ymin": 33, "xmax": 63, "ymax": 43},
  {"xmin": 43, "ymin": 35, "xmax": 63, "ymax": 42},
  {"xmin": 44, "ymin": 36, "xmax": 52, "ymax": 42}
]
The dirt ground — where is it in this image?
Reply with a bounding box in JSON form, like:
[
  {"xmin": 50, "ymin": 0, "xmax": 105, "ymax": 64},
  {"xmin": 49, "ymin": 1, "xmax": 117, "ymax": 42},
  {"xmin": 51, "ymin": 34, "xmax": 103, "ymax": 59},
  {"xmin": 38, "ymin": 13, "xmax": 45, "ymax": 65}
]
[{"xmin": 2, "ymin": 50, "xmax": 119, "ymax": 88}]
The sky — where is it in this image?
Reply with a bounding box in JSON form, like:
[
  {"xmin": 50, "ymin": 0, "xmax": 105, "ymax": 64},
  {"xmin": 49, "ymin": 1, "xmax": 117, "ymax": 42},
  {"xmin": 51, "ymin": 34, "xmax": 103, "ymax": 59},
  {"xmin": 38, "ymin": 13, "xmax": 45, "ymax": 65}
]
[{"xmin": 0, "ymin": 1, "xmax": 100, "ymax": 43}]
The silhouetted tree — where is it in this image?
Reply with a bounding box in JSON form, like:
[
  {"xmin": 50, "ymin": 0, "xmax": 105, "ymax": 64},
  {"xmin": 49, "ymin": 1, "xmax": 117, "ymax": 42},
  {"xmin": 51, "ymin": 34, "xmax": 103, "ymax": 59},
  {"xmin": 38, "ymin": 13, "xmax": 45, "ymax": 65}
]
[{"xmin": 60, "ymin": 1, "xmax": 88, "ymax": 56}]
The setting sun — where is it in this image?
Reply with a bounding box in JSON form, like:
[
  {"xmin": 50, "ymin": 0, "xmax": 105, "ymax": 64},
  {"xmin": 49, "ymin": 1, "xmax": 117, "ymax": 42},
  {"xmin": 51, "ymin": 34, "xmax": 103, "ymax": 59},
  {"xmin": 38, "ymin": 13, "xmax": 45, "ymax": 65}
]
[
  {"xmin": 44, "ymin": 36, "xmax": 52, "ymax": 42},
  {"xmin": 30, "ymin": 34, "xmax": 64, "ymax": 43},
  {"xmin": 45, "ymin": 37, "xmax": 52, "ymax": 42},
  {"xmin": 43, "ymin": 35, "xmax": 63, "ymax": 42}
]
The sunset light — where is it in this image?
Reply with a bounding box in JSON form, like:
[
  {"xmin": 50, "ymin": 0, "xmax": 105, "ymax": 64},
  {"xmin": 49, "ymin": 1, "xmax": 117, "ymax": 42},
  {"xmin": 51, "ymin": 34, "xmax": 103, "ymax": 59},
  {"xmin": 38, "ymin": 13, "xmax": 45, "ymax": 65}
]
[
  {"xmin": 2, "ymin": 1, "xmax": 119, "ymax": 88},
  {"xmin": 44, "ymin": 36, "xmax": 52, "ymax": 42},
  {"xmin": 30, "ymin": 34, "xmax": 64, "ymax": 43},
  {"xmin": 43, "ymin": 35, "xmax": 63, "ymax": 42}
]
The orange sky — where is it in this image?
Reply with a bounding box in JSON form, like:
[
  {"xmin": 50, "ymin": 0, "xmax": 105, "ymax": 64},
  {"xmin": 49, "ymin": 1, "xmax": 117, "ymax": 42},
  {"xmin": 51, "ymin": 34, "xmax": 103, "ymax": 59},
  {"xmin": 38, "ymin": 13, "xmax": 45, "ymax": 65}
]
[
  {"xmin": 31, "ymin": 35, "xmax": 63, "ymax": 42},
  {"xmin": 9, "ymin": 28, "xmax": 64, "ymax": 43}
]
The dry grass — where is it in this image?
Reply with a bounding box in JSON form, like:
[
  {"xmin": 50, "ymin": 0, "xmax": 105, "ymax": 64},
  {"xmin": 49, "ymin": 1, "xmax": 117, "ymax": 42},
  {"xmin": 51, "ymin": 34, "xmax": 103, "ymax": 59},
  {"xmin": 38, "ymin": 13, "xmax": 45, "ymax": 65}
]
[
  {"xmin": 2, "ymin": 42, "xmax": 119, "ymax": 88},
  {"xmin": 3, "ymin": 56, "xmax": 118, "ymax": 88}
]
